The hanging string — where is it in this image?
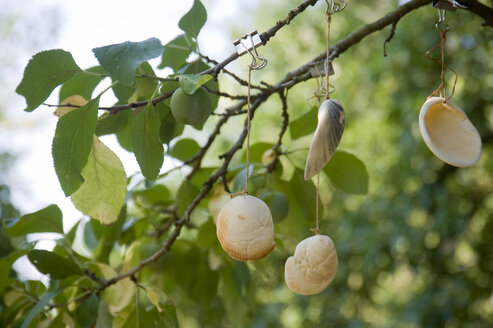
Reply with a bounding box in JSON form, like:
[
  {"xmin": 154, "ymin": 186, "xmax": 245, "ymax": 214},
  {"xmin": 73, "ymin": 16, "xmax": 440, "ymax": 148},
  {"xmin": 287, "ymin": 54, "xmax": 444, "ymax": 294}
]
[
  {"xmin": 439, "ymin": 30, "xmax": 446, "ymax": 99},
  {"xmin": 426, "ymin": 9, "xmax": 458, "ymax": 101},
  {"xmin": 325, "ymin": 12, "xmax": 332, "ymax": 100},
  {"xmin": 425, "ymin": 29, "xmax": 458, "ymax": 101},
  {"xmin": 314, "ymin": 173, "xmax": 320, "ymax": 235},
  {"xmin": 244, "ymin": 65, "xmax": 253, "ymax": 195}
]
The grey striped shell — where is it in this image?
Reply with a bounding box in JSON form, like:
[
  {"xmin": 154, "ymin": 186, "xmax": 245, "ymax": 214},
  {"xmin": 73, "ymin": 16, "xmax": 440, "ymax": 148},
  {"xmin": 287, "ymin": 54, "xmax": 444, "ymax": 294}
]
[
  {"xmin": 285, "ymin": 234, "xmax": 338, "ymax": 295},
  {"xmin": 304, "ymin": 99, "xmax": 345, "ymax": 180},
  {"xmin": 419, "ymin": 97, "xmax": 481, "ymax": 167},
  {"xmin": 216, "ymin": 195, "xmax": 275, "ymax": 261}
]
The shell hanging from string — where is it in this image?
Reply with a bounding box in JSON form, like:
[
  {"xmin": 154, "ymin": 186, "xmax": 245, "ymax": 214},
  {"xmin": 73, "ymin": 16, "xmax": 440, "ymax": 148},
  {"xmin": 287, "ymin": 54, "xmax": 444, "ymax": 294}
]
[
  {"xmin": 418, "ymin": 7, "xmax": 482, "ymax": 167},
  {"xmin": 304, "ymin": 0, "xmax": 346, "ymax": 181},
  {"xmin": 285, "ymin": 0, "xmax": 346, "ymax": 296},
  {"xmin": 216, "ymin": 31, "xmax": 275, "ymax": 262}
]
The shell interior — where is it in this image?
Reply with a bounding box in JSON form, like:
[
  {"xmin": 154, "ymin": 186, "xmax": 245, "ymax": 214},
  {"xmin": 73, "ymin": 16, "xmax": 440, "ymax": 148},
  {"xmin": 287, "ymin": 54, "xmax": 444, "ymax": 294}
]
[{"xmin": 419, "ymin": 97, "xmax": 482, "ymax": 167}]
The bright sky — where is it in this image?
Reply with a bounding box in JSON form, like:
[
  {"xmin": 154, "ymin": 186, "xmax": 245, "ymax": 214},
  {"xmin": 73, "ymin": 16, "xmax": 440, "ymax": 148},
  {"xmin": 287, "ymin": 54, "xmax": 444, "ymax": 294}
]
[{"xmin": 2, "ymin": 0, "xmax": 255, "ymax": 280}]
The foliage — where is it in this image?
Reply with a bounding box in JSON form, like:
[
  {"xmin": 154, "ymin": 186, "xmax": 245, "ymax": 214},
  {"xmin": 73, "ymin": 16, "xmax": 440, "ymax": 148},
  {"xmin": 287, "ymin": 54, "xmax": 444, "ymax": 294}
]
[{"xmin": 2, "ymin": 0, "xmax": 493, "ymax": 327}]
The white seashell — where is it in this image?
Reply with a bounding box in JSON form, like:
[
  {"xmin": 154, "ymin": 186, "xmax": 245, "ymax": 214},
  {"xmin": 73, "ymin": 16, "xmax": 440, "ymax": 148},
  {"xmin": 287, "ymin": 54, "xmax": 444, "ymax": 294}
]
[
  {"xmin": 285, "ymin": 235, "xmax": 338, "ymax": 295},
  {"xmin": 216, "ymin": 195, "xmax": 275, "ymax": 261},
  {"xmin": 304, "ymin": 99, "xmax": 345, "ymax": 180},
  {"xmin": 419, "ymin": 97, "xmax": 482, "ymax": 167}
]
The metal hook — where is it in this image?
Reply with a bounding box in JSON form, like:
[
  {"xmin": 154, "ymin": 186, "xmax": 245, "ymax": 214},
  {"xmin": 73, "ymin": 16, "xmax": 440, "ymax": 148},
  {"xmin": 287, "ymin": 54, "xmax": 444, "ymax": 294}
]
[
  {"xmin": 326, "ymin": 0, "xmax": 347, "ymax": 14},
  {"xmin": 435, "ymin": 9, "xmax": 450, "ymax": 31},
  {"xmin": 310, "ymin": 60, "xmax": 336, "ymax": 98},
  {"xmin": 234, "ymin": 31, "xmax": 267, "ymax": 70},
  {"xmin": 247, "ymin": 34, "xmax": 267, "ymax": 70}
]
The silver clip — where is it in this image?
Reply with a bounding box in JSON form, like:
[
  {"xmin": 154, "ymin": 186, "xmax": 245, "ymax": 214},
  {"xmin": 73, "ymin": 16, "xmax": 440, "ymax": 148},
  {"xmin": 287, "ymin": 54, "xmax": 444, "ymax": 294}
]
[
  {"xmin": 435, "ymin": 9, "xmax": 450, "ymax": 31},
  {"xmin": 309, "ymin": 59, "xmax": 334, "ymax": 77},
  {"xmin": 326, "ymin": 0, "xmax": 347, "ymax": 14},
  {"xmin": 433, "ymin": 0, "xmax": 466, "ymax": 11},
  {"xmin": 233, "ymin": 31, "xmax": 267, "ymax": 70}
]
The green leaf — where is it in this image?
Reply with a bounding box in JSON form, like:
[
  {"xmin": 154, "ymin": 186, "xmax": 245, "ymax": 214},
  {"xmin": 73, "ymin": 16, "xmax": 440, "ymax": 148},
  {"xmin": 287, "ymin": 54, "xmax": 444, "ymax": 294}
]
[
  {"xmin": 96, "ymin": 110, "xmax": 132, "ymax": 136},
  {"xmin": 196, "ymin": 219, "xmax": 217, "ymax": 248},
  {"xmin": 0, "ymin": 250, "xmax": 28, "ymax": 294},
  {"xmin": 180, "ymin": 60, "xmax": 219, "ymax": 110},
  {"xmin": 4, "ymin": 205, "xmax": 63, "ymax": 236},
  {"xmin": 94, "ymin": 300, "xmax": 113, "ymax": 328},
  {"xmin": 52, "ymin": 98, "xmax": 99, "ymax": 196},
  {"xmin": 161, "ymin": 303, "xmax": 179, "ymax": 328},
  {"xmin": 290, "ymin": 106, "xmax": 318, "ymax": 139},
  {"xmin": 232, "ymin": 261, "xmax": 251, "ymax": 295},
  {"xmin": 65, "ymin": 220, "xmax": 81, "ymax": 244},
  {"xmin": 133, "ymin": 184, "xmax": 171, "ymax": 206},
  {"xmin": 97, "ymin": 206, "xmax": 127, "ymax": 262},
  {"xmin": 281, "ymin": 169, "xmax": 321, "ymax": 222},
  {"xmin": 324, "ymin": 150, "xmax": 369, "ymax": 194},
  {"xmin": 20, "ymin": 289, "xmax": 63, "ymax": 328},
  {"xmin": 71, "ymin": 136, "xmax": 127, "ymax": 225},
  {"xmin": 27, "ymin": 250, "xmax": 83, "ymax": 279},
  {"xmin": 176, "ymin": 181, "xmax": 199, "ymax": 216},
  {"xmin": 92, "ymin": 38, "xmax": 163, "ymax": 85},
  {"xmin": 131, "ymin": 104, "xmax": 164, "ymax": 180},
  {"xmin": 169, "ymin": 138, "xmax": 200, "ymax": 161},
  {"xmin": 16, "ymin": 49, "xmax": 81, "ymax": 112},
  {"xmin": 159, "ymin": 34, "xmax": 195, "ymax": 71},
  {"xmin": 83, "ymin": 220, "xmax": 99, "ymax": 251},
  {"xmin": 95, "ymin": 263, "xmax": 135, "ymax": 315},
  {"xmin": 134, "ymin": 62, "xmax": 158, "ymax": 101},
  {"xmin": 116, "ymin": 123, "xmax": 133, "ymax": 152},
  {"xmin": 179, "ymin": 0, "xmax": 207, "ymax": 38},
  {"xmin": 123, "ymin": 302, "xmax": 179, "ymax": 328},
  {"xmin": 76, "ymin": 294, "xmax": 99, "ymax": 328},
  {"xmin": 157, "ymin": 102, "xmax": 184, "ymax": 145},
  {"xmin": 241, "ymin": 142, "xmax": 273, "ymax": 163},
  {"xmin": 178, "ymin": 74, "xmax": 213, "ymax": 95},
  {"xmin": 112, "ymin": 81, "xmax": 135, "ymax": 103},
  {"xmin": 59, "ymin": 66, "xmax": 105, "ymax": 102},
  {"xmin": 191, "ymin": 260, "xmax": 219, "ymax": 305}
]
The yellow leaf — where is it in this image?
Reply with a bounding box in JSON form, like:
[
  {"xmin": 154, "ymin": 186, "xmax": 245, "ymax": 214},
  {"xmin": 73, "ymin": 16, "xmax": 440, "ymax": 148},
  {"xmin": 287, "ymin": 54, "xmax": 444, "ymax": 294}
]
[
  {"xmin": 71, "ymin": 136, "xmax": 127, "ymax": 225},
  {"xmin": 145, "ymin": 287, "xmax": 162, "ymax": 312},
  {"xmin": 56, "ymin": 95, "xmax": 88, "ymax": 117},
  {"xmin": 94, "ymin": 263, "xmax": 136, "ymax": 316}
]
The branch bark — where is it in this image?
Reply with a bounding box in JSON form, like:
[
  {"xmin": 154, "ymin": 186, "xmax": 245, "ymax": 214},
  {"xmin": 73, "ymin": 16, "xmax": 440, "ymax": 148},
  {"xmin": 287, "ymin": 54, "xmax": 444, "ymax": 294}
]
[{"xmin": 460, "ymin": 0, "xmax": 493, "ymax": 27}]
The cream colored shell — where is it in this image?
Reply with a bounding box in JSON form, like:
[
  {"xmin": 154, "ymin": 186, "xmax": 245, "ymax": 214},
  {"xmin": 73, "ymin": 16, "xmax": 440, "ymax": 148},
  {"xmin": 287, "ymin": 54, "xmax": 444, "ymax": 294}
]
[
  {"xmin": 419, "ymin": 97, "xmax": 482, "ymax": 167},
  {"xmin": 216, "ymin": 195, "xmax": 275, "ymax": 261},
  {"xmin": 285, "ymin": 235, "xmax": 338, "ymax": 295},
  {"xmin": 304, "ymin": 99, "xmax": 345, "ymax": 180}
]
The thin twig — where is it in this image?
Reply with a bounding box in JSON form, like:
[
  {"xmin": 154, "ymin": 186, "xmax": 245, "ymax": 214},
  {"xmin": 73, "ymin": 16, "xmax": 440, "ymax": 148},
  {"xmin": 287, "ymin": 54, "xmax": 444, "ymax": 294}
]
[
  {"xmin": 383, "ymin": 19, "xmax": 399, "ymax": 57},
  {"xmin": 201, "ymin": 0, "xmax": 320, "ymax": 77}
]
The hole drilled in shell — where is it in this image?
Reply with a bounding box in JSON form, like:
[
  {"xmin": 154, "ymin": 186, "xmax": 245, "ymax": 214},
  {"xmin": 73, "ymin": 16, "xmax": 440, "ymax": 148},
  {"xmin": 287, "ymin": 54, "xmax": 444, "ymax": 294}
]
[{"xmin": 419, "ymin": 97, "xmax": 481, "ymax": 167}]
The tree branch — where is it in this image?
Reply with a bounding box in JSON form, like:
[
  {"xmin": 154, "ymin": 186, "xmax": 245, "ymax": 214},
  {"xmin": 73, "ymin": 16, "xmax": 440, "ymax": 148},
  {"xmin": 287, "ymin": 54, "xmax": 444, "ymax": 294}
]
[
  {"xmin": 91, "ymin": 0, "xmax": 493, "ymax": 292},
  {"xmin": 201, "ymin": 0, "xmax": 319, "ymax": 77},
  {"xmin": 460, "ymin": 0, "xmax": 493, "ymax": 27}
]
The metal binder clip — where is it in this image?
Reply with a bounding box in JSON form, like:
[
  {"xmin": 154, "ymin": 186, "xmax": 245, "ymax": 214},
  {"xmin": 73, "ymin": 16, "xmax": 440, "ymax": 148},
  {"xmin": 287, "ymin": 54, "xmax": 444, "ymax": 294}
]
[
  {"xmin": 233, "ymin": 31, "xmax": 267, "ymax": 70},
  {"xmin": 309, "ymin": 59, "xmax": 334, "ymax": 77},
  {"xmin": 433, "ymin": 0, "xmax": 466, "ymax": 11}
]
